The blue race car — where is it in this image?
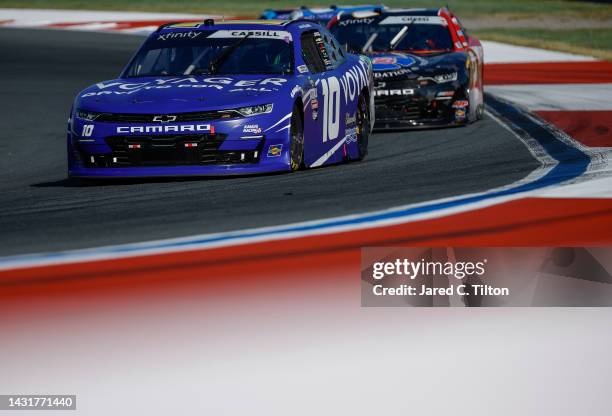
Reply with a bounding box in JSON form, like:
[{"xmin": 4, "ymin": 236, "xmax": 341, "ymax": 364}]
[
  {"xmin": 261, "ymin": 5, "xmax": 384, "ymax": 25},
  {"xmin": 68, "ymin": 20, "xmax": 374, "ymax": 178}
]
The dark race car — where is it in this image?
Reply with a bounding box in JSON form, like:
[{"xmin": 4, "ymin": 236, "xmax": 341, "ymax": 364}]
[{"xmin": 329, "ymin": 8, "xmax": 484, "ymax": 130}]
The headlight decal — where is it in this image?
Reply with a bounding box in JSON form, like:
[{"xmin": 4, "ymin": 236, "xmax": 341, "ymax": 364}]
[
  {"xmin": 76, "ymin": 109, "xmax": 101, "ymax": 121},
  {"xmin": 236, "ymin": 104, "xmax": 274, "ymax": 117},
  {"xmin": 433, "ymin": 72, "xmax": 458, "ymax": 83}
]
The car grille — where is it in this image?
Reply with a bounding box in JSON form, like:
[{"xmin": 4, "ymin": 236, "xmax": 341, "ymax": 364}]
[
  {"xmin": 375, "ymin": 97, "xmax": 423, "ymax": 120},
  {"xmin": 81, "ymin": 134, "xmax": 262, "ymax": 167},
  {"xmin": 94, "ymin": 110, "xmax": 242, "ymax": 123},
  {"xmin": 374, "ymin": 79, "xmax": 420, "ymax": 90},
  {"xmin": 375, "ymin": 93, "xmax": 454, "ymax": 123}
]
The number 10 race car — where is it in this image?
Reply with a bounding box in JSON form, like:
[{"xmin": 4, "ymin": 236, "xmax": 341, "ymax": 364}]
[
  {"xmin": 68, "ymin": 20, "xmax": 374, "ymax": 178},
  {"xmin": 329, "ymin": 8, "xmax": 484, "ymax": 129}
]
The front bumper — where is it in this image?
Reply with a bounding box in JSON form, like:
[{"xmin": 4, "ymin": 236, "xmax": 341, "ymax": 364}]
[
  {"xmin": 372, "ymin": 79, "xmax": 468, "ymax": 130},
  {"xmin": 68, "ymin": 115, "xmax": 291, "ymax": 177},
  {"xmin": 68, "ymin": 163, "xmax": 287, "ymax": 178}
]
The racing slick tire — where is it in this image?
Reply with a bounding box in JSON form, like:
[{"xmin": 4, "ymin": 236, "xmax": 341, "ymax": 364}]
[
  {"xmin": 356, "ymin": 93, "xmax": 369, "ymax": 161},
  {"xmin": 289, "ymin": 104, "xmax": 305, "ymax": 171},
  {"xmin": 466, "ymin": 83, "xmax": 485, "ymax": 123},
  {"xmin": 476, "ymin": 103, "xmax": 485, "ymax": 121}
]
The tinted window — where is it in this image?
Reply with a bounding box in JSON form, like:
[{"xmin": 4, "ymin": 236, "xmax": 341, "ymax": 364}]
[
  {"xmin": 300, "ymin": 30, "xmax": 327, "ymax": 73},
  {"xmin": 321, "ymin": 30, "xmax": 346, "ymax": 67},
  {"xmin": 331, "ymin": 19, "xmax": 453, "ymax": 52},
  {"xmin": 125, "ymin": 30, "xmax": 294, "ymax": 77}
]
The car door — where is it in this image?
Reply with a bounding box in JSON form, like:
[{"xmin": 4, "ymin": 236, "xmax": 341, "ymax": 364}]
[{"xmin": 300, "ymin": 29, "xmax": 347, "ymax": 167}]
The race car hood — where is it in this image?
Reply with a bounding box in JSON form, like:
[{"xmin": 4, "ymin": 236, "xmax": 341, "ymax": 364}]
[
  {"xmin": 370, "ymin": 51, "xmax": 466, "ymax": 79},
  {"xmin": 75, "ymin": 75, "xmax": 294, "ymax": 114}
]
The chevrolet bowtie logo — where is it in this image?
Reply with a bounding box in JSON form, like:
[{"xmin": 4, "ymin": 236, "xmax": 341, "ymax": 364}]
[{"xmin": 152, "ymin": 115, "xmax": 177, "ymax": 123}]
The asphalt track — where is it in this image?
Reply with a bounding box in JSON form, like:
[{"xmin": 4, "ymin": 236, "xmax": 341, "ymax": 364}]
[{"xmin": 0, "ymin": 28, "xmax": 539, "ymax": 256}]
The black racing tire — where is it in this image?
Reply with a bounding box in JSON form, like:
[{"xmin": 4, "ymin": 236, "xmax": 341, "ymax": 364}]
[
  {"xmin": 356, "ymin": 93, "xmax": 369, "ymax": 161},
  {"xmin": 465, "ymin": 83, "xmax": 484, "ymax": 123},
  {"xmin": 463, "ymin": 87, "xmax": 474, "ymax": 124},
  {"xmin": 476, "ymin": 103, "xmax": 485, "ymax": 120},
  {"xmin": 289, "ymin": 105, "xmax": 304, "ymax": 171}
]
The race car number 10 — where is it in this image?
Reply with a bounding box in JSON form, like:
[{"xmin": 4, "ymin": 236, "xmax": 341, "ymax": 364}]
[
  {"xmin": 82, "ymin": 124, "xmax": 94, "ymax": 137},
  {"xmin": 320, "ymin": 77, "xmax": 340, "ymax": 142}
]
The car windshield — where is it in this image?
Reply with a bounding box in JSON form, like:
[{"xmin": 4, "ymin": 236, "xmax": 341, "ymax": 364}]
[
  {"xmin": 331, "ymin": 17, "xmax": 453, "ymax": 53},
  {"xmin": 124, "ymin": 30, "xmax": 294, "ymax": 77}
]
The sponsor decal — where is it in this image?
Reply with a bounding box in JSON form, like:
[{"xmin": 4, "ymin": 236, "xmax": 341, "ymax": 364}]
[
  {"xmin": 243, "ymin": 124, "xmax": 262, "ymax": 134},
  {"xmin": 116, "ymin": 124, "xmax": 211, "ymax": 134},
  {"xmin": 208, "ymin": 30, "xmax": 292, "ymax": 41},
  {"xmin": 454, "ymin": 108, "xmax": 466, "ymax": 121},
  {"xmin": 337, "ymin": 60, "xmax": 369, "ymax": 106},
  {"xmin": 152, "ymin": 115, "xmax": 177, "ymax": 122},
  {"xmin": 306, "ymin": 87, "xmax": 319, "ymax": 120},
  {"xmin": 267, "ymin": 144, "xmax": 283, "ymax": 157},
  {"xmin": 372, "ymin": 57, "xmax": 396, "ymax": 65},
  {"xmin": 157, "ymin": 31, "xmax": 202, "ymax": 41},
  {"xmin": 337, "ymin": 18, "xmax": 375, "ymax": 26},
  {"xmin": 313, "ymin": 31, "xmax": 332, "ymax": 68},
  {"xmin": 371, "ymin": 54, "xmax": 417, "ymax": 71},
  {"xmin": 82, "ymin": 77, "xmax": 288, "ymax": 96},
  {"xmin": 452, "ymin": 100, "xmax": 469, "ymax": 108},
  {"xmin": 345, "ymin": 112, "xmax": 356, "ymax": 127},
  {"xmin": 290, "ymin": 85, "xmax": 302, "ymax": 98},
  {"xmin": 297, "ymin": 65, "xmax": 309, "ymax": 74},
  {"xmin": 379, "ymin": 16, "xmax": 446, "ymax": 26},
  {"xmin": 345, "ymin": 127, "xmax": 358, "ymax": 144},
  {"xmin": 374, "ymin": 89, "xmax": 414, "ymax": 97},
  {"xmin": 229, "ymin": 87, "xmax": 276, "ymax": 92},
  {"xmin": 298, "ymin": 24, "xmax": 312, "ymax": 29},
  {"xmin": 373, "ymin": 68, "xmax": 411, "ymax": 79}
]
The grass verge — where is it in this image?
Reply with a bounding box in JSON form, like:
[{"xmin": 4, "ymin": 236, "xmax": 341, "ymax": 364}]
[{"xmin": 474, "ymin": 29, "xmax": 612, "ymax": 60}]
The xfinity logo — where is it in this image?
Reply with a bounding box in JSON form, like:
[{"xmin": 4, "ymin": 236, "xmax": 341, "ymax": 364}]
[
  {"xmin": 374, "ymin": 89, "xmax": 415, "ymax": 97},
  {"xmin": 338, "ymin": 18, "xmax": 375, "ymax": 26},
  {"xmin": 116, "ymin": 124, "xmax": 211, "ymax": 134},
  {"xmin": 152, "ymin": 115, "xmax": 177, "ymax": 123},
  {"xmin": 157, "ymin": 31, "xmax": 202, "ymax": 41}
]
